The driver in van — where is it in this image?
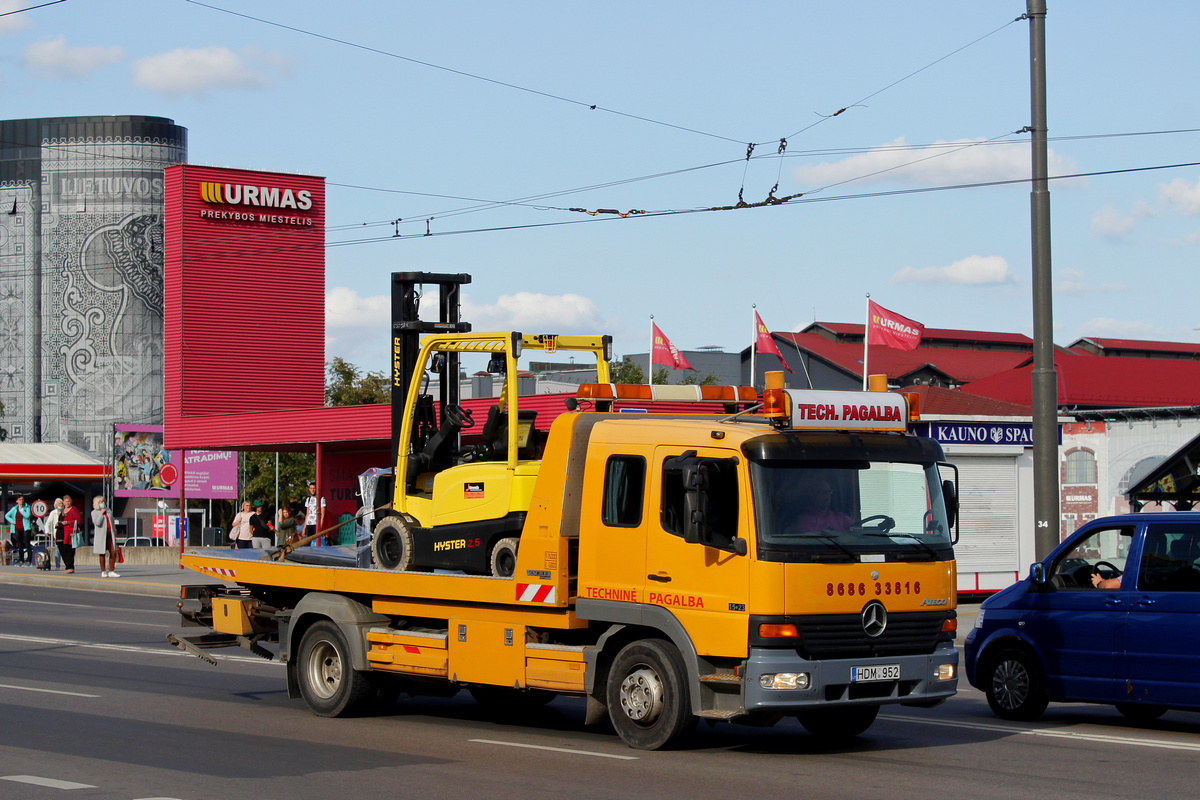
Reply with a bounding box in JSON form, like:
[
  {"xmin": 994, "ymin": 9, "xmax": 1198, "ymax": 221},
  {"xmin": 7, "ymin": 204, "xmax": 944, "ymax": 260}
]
[{"xmin": 1090, "ymin": 571, "xmax": 1121, "ymax": 589}]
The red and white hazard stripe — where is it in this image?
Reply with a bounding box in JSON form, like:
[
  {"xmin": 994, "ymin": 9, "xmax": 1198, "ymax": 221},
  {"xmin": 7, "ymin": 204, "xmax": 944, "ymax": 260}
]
[
  {"xmin": 198, "ymin": 565, "xmax": 238, "ymax": 579},
  {"xmin": 516, "ymin": 583, "xmax": 556, "ymax": 604}
]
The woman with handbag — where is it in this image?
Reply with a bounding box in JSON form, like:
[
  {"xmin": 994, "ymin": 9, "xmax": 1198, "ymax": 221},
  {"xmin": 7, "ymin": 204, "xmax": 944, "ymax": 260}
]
[
  {"xmin": 91, "ymin": 496, "xmax": 120, "ymax": 578},
  {"xmin": 59, "ymin": 495, "xmax": 82, "ymax": 574},
  {"xmin": 229, "ymin": 500, "xmax": 255, "ymax": 549}
]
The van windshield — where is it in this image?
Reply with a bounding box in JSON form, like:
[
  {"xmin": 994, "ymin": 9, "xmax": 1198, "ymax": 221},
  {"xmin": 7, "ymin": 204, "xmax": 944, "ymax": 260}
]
[{"xmin": 750, "ymin": 459, "xmax": 953, "ymax": 563}]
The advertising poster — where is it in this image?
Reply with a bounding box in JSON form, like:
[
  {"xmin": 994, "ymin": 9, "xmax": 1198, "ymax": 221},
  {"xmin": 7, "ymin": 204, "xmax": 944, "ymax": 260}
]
[{"xmin": 114, "ymin": 424, "xmax": 236, "ymax": 499}]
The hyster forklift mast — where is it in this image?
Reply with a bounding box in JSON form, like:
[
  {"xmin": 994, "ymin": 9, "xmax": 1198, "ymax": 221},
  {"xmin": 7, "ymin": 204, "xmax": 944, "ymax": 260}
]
[{"xmin": 390, "ymin": 272, "xmax": 471, "ymax": 468}]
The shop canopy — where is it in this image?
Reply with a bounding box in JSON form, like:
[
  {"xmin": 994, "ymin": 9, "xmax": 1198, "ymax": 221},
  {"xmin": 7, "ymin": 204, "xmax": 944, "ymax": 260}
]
[
  {"xmin": 1127, "ymin": 429, "xmax": 1200, "ymax": 511},
  {"xmin": 0, "ymin": 443, "xmax": 111, "ymax": 482}
]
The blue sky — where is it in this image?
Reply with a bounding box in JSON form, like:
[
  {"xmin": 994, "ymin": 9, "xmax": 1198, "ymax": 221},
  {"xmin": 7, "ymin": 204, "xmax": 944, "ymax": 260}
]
[{"xmin": 5, "ymin": 1, "xmax": 1200, "ymax": 374}]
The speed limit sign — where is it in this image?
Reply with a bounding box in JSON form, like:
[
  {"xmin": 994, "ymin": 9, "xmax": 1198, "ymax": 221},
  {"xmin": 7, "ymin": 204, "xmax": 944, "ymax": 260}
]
[{"xmin": 31, "ymin": 499, "xmax": 48, "ymax": 518}]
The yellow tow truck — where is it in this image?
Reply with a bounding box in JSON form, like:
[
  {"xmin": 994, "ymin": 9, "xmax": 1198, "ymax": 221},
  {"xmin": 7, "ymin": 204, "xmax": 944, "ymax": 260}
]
[{"xmin": 171, "ymin": 273, "xmax": 960, "ymax": 750}]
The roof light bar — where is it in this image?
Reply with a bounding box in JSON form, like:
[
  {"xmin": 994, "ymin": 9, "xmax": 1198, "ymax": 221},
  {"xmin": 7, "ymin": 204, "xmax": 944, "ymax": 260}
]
[{"xmin": 576, "ymin": 384, "xmax": 757, "ymax": 404}]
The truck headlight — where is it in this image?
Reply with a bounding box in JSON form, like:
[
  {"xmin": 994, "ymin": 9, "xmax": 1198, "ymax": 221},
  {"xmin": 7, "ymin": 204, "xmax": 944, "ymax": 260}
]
[
  {"xmin": 759, "ymin": 672, "xmax": 809, "ymax": 690},
  {"xmin": 935, "ymin": 664, "xmax": 956, "ymax": 681}
]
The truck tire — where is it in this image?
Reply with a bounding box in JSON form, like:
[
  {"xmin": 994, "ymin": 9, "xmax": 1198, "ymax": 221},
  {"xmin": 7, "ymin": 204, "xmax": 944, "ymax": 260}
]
[
  {"xmin": 372, "ymin": 517, "xmax": 414, "ymax": 571},
  {"xmin": 984, "ymin": 647, "xmax": 1048, "ymax": 721},
  {"xmin": 469, "ymin": 685, "xmax": 556, "ymax": 713},
  {"xmin": 606, "ymin": 640, "xmax": 695, "ymax": 750},
  {"xmin": 490, "ymin": 537, "xmax": 519, "ymax": 578},
  {"xmin": 297, "ymin": 621, "xmax": 373, "ymax": 717},
  {"xmin": 797, "ymin": 704, "xmax": 879, "ymax": 739}
]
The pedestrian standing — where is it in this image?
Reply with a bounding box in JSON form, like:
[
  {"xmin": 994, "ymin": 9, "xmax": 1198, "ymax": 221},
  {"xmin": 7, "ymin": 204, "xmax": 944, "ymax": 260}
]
[
  {"xmin": 5, "ymin": 496, "xmax": 33, "ymax": 566},
  {"xmin": 275, "ymin": 504, "xmax": 297, "ymax": 546},
  {"xmin": 229, "ymin": 500, "xmax": 255, "ymax": 549},
  {"xmin": 249, "ymin": 501, "xmax": 273, "ymax": 549},
  {"xmin": 59, "ymin": 496, "xmax": 82, "ymax": 574},
  {"xmin": 44, "ymin": 498, "xmax": 65, "ymax": 570},
  {"xmin": 303, "ymin": 480, "xmax": 327, "ymax": 546},
  {"xmin": 91, "ymin": 496, "xmax": 120, "ymax": 578}
]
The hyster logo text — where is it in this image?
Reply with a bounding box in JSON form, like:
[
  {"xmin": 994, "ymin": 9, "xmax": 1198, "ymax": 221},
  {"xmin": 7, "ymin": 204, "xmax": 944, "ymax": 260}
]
[{"xmin": 200, "ymin": 182, "xmax": 313, "ymax": 211}]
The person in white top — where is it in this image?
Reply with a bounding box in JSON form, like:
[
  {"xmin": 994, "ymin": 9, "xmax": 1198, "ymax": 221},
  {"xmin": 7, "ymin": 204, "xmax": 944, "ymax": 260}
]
[
  {"xmin": 43, "ymin": 497, "xmax": 65, "ymax": 571},
  {"xmin": 303, "ymin": 481, "xmax": 327, "ymax": 546},
  {"xmin": 229, "ymin": 501, "xmax": 255, "ymax": 549},
  {"xmin": 91, "ymin": 496, "xmax": 120, "ymax": 578}
]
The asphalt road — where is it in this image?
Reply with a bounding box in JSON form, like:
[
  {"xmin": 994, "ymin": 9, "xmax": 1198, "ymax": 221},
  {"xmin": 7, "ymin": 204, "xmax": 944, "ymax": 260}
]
[{"xmin": 2, "ymin": 584, "xmax": 1199, "ymax": 800}]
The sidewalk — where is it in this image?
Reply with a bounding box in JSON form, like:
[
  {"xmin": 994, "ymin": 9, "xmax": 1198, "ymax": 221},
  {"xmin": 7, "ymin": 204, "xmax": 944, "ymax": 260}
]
[{"xmin": 0, "ymin": 560, "xmax": 229, "ymax": 597}]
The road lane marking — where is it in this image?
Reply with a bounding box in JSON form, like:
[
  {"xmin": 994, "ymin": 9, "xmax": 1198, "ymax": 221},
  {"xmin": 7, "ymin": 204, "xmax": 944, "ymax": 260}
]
[
  {"xmin": 0, "ymin": 683, "xmax": 100, "ymax": 698},
  {"xmin": 0, "ymin": 633, "xmax": 281, "ymax": 666},
  {"xmin": 879, "ymin": 714, "xmax": 1200, "ymax": 752},
  {"xmin": 0, "ymin": 596, "xmax": 177, "ymax": 615},
  {"xmin": 470, "ymin": 739, "xmax": 639, "ymax": 760},
  {"xmin": 2, "ymin": 775, "xmax": 96, "ymax": 789}
]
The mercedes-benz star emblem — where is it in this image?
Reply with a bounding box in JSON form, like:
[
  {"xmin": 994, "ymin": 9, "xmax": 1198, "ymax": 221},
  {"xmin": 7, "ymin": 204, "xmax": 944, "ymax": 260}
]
[{"xmin": 861, "ymin": 600, "xmax": 888, "ymax": 638}]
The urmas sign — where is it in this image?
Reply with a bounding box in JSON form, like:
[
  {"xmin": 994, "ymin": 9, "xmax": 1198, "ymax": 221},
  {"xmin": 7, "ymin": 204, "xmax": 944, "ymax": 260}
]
[{"xmin": 198, "ymin": 178, "xmax": 316, "ymax": 227}]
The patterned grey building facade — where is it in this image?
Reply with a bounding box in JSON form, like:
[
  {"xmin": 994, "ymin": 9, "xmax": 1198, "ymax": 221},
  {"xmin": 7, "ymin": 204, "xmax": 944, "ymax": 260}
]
[{"xmin": 0, "ymin": 116, "xmax": 187, "ymax": 454}]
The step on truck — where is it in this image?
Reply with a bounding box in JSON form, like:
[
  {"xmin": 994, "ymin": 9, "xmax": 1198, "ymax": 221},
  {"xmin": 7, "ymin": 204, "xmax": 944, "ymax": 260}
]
[{"xmin": 171, "ymin": 272, "xmax": 960, "ymax": 750}]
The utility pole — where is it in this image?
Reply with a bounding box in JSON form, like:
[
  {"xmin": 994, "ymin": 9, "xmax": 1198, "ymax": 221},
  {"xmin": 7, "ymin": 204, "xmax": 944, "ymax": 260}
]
[{"xmin": 1028, "ymin": 0, "xmax": 1060, "ymax": 559}]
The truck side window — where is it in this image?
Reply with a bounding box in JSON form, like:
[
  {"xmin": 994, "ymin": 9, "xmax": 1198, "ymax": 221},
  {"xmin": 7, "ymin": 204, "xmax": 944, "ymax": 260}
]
[
  {"xmin": 1139, "ymin": 524, "xmax": 1200, "ymax": 592},
  {"xmin": 660, "ymin": 456, "xmax": 740, "ymax": 543},
  {"xmin": 602, "ymin": 455, "xmax": 646, "ymax": 528}
]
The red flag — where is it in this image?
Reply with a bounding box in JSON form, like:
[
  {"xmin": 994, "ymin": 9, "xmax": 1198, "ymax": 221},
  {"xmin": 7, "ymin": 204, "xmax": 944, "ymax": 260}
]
[
  {"xmin": 754, "ymin": 311, "xmax": 792, "ymax": 372},
  {"xmin": 867, "ymin": 300, "xmax": 924, "ymax": 351},
  {"xmin": 651, "ymin": 323, "xmax": 695, "ymax": 370}
]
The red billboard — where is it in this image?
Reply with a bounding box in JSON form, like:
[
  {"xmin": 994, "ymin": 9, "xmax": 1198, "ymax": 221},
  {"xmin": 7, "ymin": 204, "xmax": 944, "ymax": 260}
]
[{"xmin": 163, "ymin": 164, "xmax": 326, "ymax": 431}]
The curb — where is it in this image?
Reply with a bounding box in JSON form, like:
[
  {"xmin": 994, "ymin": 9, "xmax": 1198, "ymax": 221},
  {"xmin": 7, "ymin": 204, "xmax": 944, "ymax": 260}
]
[{"xmin": 0, "ymin": 571, "xmax": 222, "ymax": 598}]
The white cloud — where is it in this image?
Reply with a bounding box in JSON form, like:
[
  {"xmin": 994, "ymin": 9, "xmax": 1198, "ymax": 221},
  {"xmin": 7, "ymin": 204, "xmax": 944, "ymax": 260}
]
[
  {"xmin": 891, "ymin": 255, "xmax": 1014, "ymax": 285},
  {"xmin": 1090, "ymin": 205, "xmax": 1135, "ymax": 241},
  {"xmin": 131, "ymin": 46, "xmax": 289, "ymax": 97},
  {"xmin": 24, "ymin": 37, "xmax": 124, "ymax": 79},
  {"xmin": 1054, "ymin": 267, "xmax": 1129, "ymax": 297},
  {"xmin": 323, "ymin": 287, "xmax": 609, "ymax": 370},
  {"xmin": 1160, "ymin": 175, "xmax": 1200, "ymax": 216},
  {"xmin": 0, "ymin": 0, "xmax": 29, "ymax": 34},
  {"xmin": 792, "ymin": 138, "xmax": 1078, "ymax": 189}
]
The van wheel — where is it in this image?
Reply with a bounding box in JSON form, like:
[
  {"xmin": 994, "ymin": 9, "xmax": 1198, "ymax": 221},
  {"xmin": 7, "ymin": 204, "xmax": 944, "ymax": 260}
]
[
  {"xmin": 297, "ymin": 621, "xmax": 372, "ymax": 717},
  {"xmin": 490, "ymin": 537, "xmax": 519, "ymax": 577},
  {"xmin": 984, "ymin": 647, "xmax": 1048, "ymax": 721},
  {"xmin": 797, "ymin": 704, "xmax": 879, "ymax": 739},
  {"xmin": 372, "ymin": 517, "xmax": 414, "ymax": 571},
  {"xmin": 606, "ymin": 640, "xmax": 695, "ymax": 750},
  {"xmin": 1115, "ymin": 703, "xmax": 1167, "ymax": 721}
]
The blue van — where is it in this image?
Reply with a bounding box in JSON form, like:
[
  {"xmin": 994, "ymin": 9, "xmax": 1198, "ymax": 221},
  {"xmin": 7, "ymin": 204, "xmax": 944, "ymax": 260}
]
[{"xmin": 964, "ymin": 512, "xmax": 1200, "ymax": 721}]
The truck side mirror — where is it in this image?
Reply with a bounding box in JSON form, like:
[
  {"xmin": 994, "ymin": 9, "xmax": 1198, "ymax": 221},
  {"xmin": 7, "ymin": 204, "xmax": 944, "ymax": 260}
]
[
  {"xmin": 941, "ymin": 478, "xmax": 958, "ymax": 528},
  {"xmin": 665, "ymin": 452, "xmax": 745, "ymax": 555}
]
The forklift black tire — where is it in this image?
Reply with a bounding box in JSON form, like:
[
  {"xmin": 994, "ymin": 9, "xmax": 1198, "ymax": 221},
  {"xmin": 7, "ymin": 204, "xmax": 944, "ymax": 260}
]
[
  {"xmin": 796, "ymin": 704, "xmax": 879, "ymax": 739},
  {"xmin": 297, "ymin": 621, "xmax": 373, "ymax": 717},
  {"xmin": 469, "ymin": 685, "xmax": 556, "ymax": 713},
  {"xmin": 372, "ymin": 517, "xmax": 414, "ymax": 571},
  {"xmin": 606, "ymin": 639, "xmax": 696, "ymax": 750},
  {"xmin": 490, "ymin": 537, "xmax": 519, "ymax": 578}
]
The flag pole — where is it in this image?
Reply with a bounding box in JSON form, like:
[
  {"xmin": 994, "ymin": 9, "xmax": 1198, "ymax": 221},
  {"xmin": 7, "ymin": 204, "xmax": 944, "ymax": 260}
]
[
  {"xmin": 648, "ymin": 314, "xmax": 654, "ymax": 386},
  {"xmin": 862, "ymin": 293, "xmax": 870, "ymax": 391},
  {"xmin": 750, "ymin": 304, "xmax": 757, "ymax": 390}
]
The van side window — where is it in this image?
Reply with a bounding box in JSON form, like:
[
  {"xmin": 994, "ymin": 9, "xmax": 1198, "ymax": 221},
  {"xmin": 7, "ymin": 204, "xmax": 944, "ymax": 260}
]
[
  {"xmin": 601, "ymin": 455, "xmax": 646, "ymax": 528},
  {"xmin": 1139, "ymin": 524, "xmax": 1200, "ymax": 592},
  {"xmin": 1049, "ymin": 526, "xmax": 1132, "ymax": 590}
]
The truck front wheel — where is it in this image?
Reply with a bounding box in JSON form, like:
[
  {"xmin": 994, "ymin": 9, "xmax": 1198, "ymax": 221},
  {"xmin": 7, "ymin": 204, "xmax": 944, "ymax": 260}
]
[
  {"xmin": 297, "ymin": 621, "xmax": 372, "ymax": 717},
  {"xmin": 606, "ymin": 640, "xmax": 695, "ymax": 750},
  {"xmin": 372, "ymin": 517, "xmax": 414, "ymax": 571}
]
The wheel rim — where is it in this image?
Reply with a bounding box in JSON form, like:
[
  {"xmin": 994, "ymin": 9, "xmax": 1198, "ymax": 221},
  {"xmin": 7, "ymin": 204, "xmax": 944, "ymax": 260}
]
[
  {"xmin": 378, "ymin": 531, "xmax": 402, "ymax": 568},
  {"xmin": 991, "ymin": 658, "xmax": 1030, "ymax": 711},
  {"xmin": 496, "ymin": 549, "xmax": 515, "ymax": 577},
  {"xmin": 619, "ymin": 666, "xmax": 664, "ymax": 725},
  {"xmin": 307, "ymin": 639, "xmax": 342, "ymax": 700}
]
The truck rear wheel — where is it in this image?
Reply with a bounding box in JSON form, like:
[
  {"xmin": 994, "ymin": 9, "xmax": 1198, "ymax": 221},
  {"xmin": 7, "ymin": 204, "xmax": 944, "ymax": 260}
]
[
  {"xmin": 797, "ymin": 704, "xmax": 879, "ymax": 739},
  {"xmin": 490, "ymin": 537, "xmax": 519, "ymax": 577},
  {"xmin": 606, "ymin": 640, "xmax": 695, "ymax": 750},
  {"xmin": 297, "ymin": 621, "xmax": 372, "ymax": 717},
  {"xmin": 372, "ymin": 517, "xmax": 414, "ymax": 571}
]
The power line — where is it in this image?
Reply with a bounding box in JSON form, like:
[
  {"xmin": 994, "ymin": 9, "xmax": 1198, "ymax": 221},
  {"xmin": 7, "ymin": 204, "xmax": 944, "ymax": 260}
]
[{"xmin": 0, "ymin": 0, "xmax": 68, "ymax": 18}]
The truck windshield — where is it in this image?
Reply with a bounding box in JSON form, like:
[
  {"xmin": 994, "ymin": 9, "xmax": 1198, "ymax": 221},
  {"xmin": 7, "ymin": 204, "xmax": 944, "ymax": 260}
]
[{"xmin": 750, "ymin": 459, "xmax": 953, "ymax": 563}]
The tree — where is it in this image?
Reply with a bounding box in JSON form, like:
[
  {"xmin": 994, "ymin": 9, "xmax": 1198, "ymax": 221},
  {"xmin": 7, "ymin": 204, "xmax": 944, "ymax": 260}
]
[
  {"xmin": 609, "ymin": 358, "xmax": 668, "ymax": 385},
  {"xmin": 325, "ymin": 356, "xmax": 389, "ymax": 406},
  {"xmin": 679, "ymin": 371, "xmax": 721, "ymax": 386}
]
